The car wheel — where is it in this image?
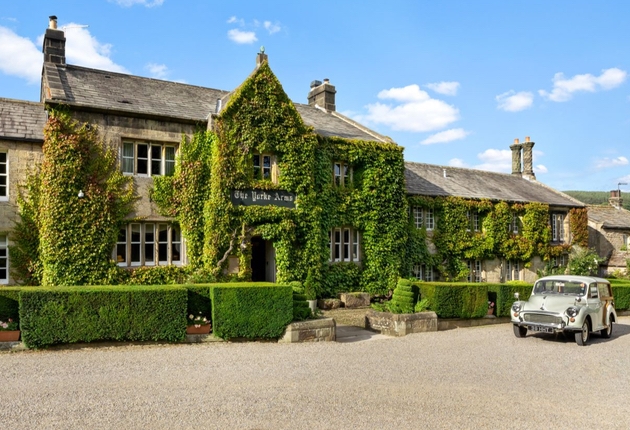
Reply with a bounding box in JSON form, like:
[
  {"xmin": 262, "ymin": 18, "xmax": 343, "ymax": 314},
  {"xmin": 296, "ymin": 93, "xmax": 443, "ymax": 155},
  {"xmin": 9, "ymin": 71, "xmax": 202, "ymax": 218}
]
[
  {"xmin": 513, "ymin": 324, "xmax": 527, "ymax": 338},
  {"xmin": 600, "ymin": 319, "xmax": 613, "ymax": 339},
  {"xmin": 575, "ymin": 320, "xmax": 590, "ymax": 346}
]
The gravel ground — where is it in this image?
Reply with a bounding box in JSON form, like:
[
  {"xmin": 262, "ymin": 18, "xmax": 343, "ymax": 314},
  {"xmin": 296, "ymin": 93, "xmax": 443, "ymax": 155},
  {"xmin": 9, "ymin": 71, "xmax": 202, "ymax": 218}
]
[{"xmin": 2, "ymin": 318, "xmax": 630, "ymax": 429}]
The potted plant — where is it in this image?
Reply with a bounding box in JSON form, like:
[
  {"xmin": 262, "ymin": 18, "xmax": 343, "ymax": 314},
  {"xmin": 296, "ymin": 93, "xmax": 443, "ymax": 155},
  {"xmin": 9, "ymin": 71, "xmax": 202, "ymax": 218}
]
[
  {"xmin": 186, "ymin": 312, "xmax": 211, "ymax": 335},
  {"xmin": 487, "ymin": 301, "xmax": 495, "ymax": 316},
  {"xmin": 304, "ymin": 274, "xmax": 318, "ymax": 315},
  {"xmin": 0, "ymin": 318, "xmax": 20, "ymax": 342}
]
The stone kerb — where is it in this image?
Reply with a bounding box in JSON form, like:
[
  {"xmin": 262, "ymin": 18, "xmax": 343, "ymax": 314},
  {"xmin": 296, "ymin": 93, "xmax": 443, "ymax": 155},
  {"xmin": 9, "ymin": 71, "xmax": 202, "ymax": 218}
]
[
  {"xmin": 279, "ymin": 318, "xmax": 336, "ymax": 343},
  {"xmin": 366, "ymin": 310, "xmax": 438, "ymax": 337}
]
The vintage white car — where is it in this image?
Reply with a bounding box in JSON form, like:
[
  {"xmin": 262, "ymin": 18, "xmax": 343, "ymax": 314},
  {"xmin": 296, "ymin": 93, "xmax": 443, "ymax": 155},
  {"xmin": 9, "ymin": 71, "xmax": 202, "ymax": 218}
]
[{"xmin": 511, "ymin": 275, "xmax": 616, "ymax": 346}]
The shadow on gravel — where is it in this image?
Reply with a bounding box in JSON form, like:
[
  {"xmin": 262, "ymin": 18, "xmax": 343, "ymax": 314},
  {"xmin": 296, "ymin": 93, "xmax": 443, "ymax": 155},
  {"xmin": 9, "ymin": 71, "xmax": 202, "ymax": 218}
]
[{"xmin": 524, "ymin": 322, "xmax": 630, "ymax": 345}]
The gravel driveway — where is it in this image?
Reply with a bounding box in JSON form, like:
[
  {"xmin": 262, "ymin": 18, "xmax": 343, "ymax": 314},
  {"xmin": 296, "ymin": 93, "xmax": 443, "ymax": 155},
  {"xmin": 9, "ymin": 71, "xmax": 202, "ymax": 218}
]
[{"xmin": 2, "ymin": 318, "xmax": 630, "ymax": 429}]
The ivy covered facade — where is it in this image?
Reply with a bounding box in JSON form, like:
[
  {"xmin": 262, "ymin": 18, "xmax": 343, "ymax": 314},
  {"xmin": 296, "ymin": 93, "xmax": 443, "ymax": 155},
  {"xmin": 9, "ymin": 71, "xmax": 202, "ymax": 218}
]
[{"xmin": 0, "ymin": 17, "xmax": 588, "ymax": 289}]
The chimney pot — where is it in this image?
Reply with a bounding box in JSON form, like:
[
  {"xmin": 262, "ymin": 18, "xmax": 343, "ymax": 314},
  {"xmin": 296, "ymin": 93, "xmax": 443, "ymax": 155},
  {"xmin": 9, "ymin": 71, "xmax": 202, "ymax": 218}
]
[
  {"xmin": 49, "ymin": 16, "xmax": 58, "ymax": 29},
  {"xmin": 610, "ymin": 190, "xmax": 623, "ymax": 209},
  {"xmin": 525, "ymin": 136, "xmax": 530, "ymax": 142},
  {"xmin": 514, "ymin": 138, "xmax": 519, "ymax": 144}
]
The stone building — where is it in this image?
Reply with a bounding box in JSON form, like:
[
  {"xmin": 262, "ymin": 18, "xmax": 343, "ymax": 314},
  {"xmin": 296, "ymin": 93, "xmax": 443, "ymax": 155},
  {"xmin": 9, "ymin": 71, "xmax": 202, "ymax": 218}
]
[
  {"xmin": 0, "ymin": 16, "xmax": 586, "ymax": 288},
  {"xmin": 588, "ymin": 190, "xmax": 630, "ymax": 275}
]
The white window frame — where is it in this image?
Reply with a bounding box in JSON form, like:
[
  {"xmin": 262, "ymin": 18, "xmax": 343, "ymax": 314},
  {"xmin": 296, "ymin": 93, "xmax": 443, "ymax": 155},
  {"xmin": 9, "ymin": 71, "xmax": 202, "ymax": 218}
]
[
  {"xmin": 329, "ymin": 227, "xmax": 361, "ymax": 263},
  {"xmin": 121, "ymin": 141, "xmax": 176, "ymax": 177},
  {"xmin": 467, "ymin": 260, "xmax": 482, "ymax": 283},
  {"xmin": 0, "ymin": 233, "xmax": 8, "ymax": 284},
  {"xmin": 510, "ymin": 214, "xmax": 520, "ymax": 235},
  {"xmin": 413, "ymin": 206, "xmax": 423, "ymax": 229},
  {"xmin": 472, "ymin": 212, "xmax": 480, "ymax": 232},
  {"xmin": 412, "ymin": 263, "xmax": 434, "ymax": 282},
  {"xmin": 551, "ymin": 213, "xmax": 565, "ymax": 242},
  {"xmin": 506, "ymin": 260, "xmax": 520, "ymax": 281},
  {"xmin": 0, "ymin": 151, "xmax": 7, "ymax": 201},
  {"xmin": 333, "ymin": 161, "xmax": 353, "ymax": 187},
  {"xmin": 114, "ymin": 223, "xmax": 183, "ymax": 267},
  {"xmin": 425, "ymin": 208, "xmax": 434, "ymax": 230}
]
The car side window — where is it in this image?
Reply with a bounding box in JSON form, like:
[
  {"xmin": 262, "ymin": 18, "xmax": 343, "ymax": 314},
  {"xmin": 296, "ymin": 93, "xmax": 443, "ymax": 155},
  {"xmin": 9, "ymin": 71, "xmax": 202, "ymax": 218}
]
[
  {"xmin": 597, "ymin": 283, "xmax": 611, "ymax": 298},
  {"xmin": 589, "ymin": 284, "xmax": 598, "ymax": 299}
]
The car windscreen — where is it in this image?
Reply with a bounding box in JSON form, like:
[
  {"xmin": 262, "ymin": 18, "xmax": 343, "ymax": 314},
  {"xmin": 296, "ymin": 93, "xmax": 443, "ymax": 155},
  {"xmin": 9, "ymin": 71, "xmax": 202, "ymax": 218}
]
[{"xmin": 533, "ymin": 280, "xmax": 587, "ymax": 295}]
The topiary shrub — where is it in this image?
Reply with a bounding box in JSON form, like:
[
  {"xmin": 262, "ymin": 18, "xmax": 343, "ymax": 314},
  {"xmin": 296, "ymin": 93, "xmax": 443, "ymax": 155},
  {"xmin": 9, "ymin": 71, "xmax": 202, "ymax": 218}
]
[
  {"xmin": 389, "ymin": 278, "xmax": 415, "ymax": 314},
  {"xmin": 290, "ymin": 281, "xmax": 311, "ymax": 321}
]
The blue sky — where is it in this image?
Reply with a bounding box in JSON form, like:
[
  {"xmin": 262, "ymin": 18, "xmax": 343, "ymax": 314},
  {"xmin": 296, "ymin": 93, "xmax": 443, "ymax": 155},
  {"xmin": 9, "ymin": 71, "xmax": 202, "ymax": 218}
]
[{"xmin": 1, "ymin": 0, "xmax": 629, "ymax": 192}]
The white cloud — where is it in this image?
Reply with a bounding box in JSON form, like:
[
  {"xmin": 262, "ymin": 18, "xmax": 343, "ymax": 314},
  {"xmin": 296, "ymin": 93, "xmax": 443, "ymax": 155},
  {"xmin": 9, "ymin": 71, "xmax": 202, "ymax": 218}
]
[
  {"xmin": 496, "ymin": 90, "xmax": 534, "ymax": 112},
  {"xmin": 358, "ymin": 84, "xmax": 459, "ymax": 132},
  {"xmin": 227, "ymin": 16, "xmax": 244, "ymax": 26},
  {"xmin": 425, "ymin": 81, "xmax": 459, "ymax": 96},
  {"xmin": 448, "ymin": 158, "xmax": 467, "ymax": 168},
  {"xmin": 109, "ymin": 0, "xmax": 164, "ymax": 7},
  {"xmin": 539, "ymin": 67, "xmax": 627, "ymax": 102},
  {"xmin": 534, "ymin": 164, "xmax": 548, "ymax": 174},
  {"xmin": 618, "ymin": 174, "xmax": 630, "ymax": 185},
  {"xmin": 421, "ymin": 128, "xmax": 470, "ymax": 145},
  {"xmin": 227, "ymin": 28, "xmax": 257, "ymax": 44},
  {"xmin": 145, "ymin": 63, "xmax": 168, "ymax": 79},
  {"xmin": 595, "ymin": 156, "xmax": 629, "ymax": 169},
  {"xmin": 474, "ymin": 149, "xmax": 512, "ymax": 173},
  {"xmin": 61, "ymin": 24, "xmax": 128, "ymax": 73},
  {"xmin": 264, "ymin": 21, "xmax": 281, "ymax": 34},
  {"xmin": 0, "ymin": 26, "xmax": 42, "ymax": 83}
]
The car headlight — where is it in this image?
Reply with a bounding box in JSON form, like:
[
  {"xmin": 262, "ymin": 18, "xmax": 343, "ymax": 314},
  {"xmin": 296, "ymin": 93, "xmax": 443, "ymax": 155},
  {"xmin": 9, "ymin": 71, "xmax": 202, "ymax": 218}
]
[
  {"xmin": 512, "ymin": 302, "xmax": 522, "ymax": 312},
  {"xmin": 566, "ymin": 307, "xmax": 579, "ymax": 318}
]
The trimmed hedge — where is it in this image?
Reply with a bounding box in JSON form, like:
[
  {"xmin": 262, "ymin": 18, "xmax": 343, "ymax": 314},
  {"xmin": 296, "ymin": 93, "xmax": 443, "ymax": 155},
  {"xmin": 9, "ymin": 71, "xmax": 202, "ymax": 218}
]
[
  {"xmin": 185, "ymin": 285, "xmax": 212, "ymax": 323},
  {"xmin": 290, "ymin": 282, "xmax": 311, "ymax": 321},
  {"xmin": 612, "ymin": 286, "xmax": 630, "ymax": 311},
  {"xmin": 19, "ymin": 285, "xmax": 187, "ymax": 348},
  {"xmin": 487, "ymin": 282, "xmax": 532, "ymax": 317},
  {"xmin": 415, "ymin": 282, "xmax": 488, "ymax": 318},
  {"xmin": 0, "ymin": 287, "xmax": 21, "ymax": 322},
  {"xmin": 210, "ymin": 283, "xmax": 293, "ymax": 340}
]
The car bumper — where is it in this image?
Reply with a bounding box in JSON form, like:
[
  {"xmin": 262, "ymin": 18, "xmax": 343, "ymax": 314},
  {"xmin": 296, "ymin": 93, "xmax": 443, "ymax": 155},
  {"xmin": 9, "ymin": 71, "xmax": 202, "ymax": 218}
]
[{"xmin": 512, "ymin": 313, "xmax": 581, "ymax": 333}]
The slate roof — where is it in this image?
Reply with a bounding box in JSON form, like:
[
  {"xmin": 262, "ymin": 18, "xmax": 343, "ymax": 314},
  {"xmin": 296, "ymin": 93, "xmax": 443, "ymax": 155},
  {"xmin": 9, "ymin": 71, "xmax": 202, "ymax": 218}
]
[
  {"xmin": 0, "ymin": 98, "xmax": 47, "ymax": 142},
  {"xmin": 405, "ymin": 162, "xmax": 584, "ymax": 207},
  {"xmin": 587, "ymin": 205, "xmax": 630, "ymax": 229},
  {"xmin": 42, "ymin": 63, "xmax": 390, "ymax": 142}
]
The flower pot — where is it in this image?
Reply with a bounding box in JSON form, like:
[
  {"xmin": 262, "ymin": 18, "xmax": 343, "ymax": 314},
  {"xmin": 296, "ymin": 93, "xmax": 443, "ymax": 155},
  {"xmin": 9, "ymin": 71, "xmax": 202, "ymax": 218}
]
[
  {"xmin": 0, "ymin": 330, "xmax": 20, "ymax": 342},
  {"xmin": 307, "ymin": 300, "xmax": 318, "ymax": 315},
  {"xmin": 487, "ymin": 308, "xmax": 494, "ymax": 316},
  {"xmin": 186, "ymin": 324, "xmax": 211, "ymax": 335}
]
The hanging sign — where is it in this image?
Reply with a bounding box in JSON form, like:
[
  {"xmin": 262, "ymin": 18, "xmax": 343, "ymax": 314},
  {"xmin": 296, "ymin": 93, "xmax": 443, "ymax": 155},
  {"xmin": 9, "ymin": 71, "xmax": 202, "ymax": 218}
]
[{"xmin": 230, "ymin": 189, "xmax": 296, "ymax": 208}]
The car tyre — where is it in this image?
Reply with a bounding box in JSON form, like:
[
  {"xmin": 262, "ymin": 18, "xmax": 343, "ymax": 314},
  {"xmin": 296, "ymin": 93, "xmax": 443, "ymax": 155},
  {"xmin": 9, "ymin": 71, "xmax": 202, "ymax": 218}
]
[
  {"xmin": 575, "ymin": 320, "xmax": 590, "ymax": 346},
  {"xmin": 513, "ymin": 324, "xmax": 527, "ymax": 338},
  {"xmin": 600, "ymin": 319, "xmax": 613, "ymax": 339}
]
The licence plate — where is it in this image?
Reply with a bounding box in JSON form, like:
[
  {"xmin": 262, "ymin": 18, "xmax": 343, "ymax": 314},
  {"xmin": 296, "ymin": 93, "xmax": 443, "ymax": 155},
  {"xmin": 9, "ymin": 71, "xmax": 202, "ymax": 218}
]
[{"xmin": 529, "ymin": 325, "xmax": 553, "ymax": 333}]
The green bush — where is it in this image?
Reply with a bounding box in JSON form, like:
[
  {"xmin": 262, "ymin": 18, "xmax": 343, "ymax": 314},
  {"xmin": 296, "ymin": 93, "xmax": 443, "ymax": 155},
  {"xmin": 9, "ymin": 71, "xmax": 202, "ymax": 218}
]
[
  {"xmin": 0, "ymin": 288, "xmax": 21, "ymax": 323},
  {"xmin": 612, "ymin": 286, "xmax": 630, "ymax": 310},
  {"xmin": 487, "ymin": 282, "xmax": 532, "ymax": 317},
  {"xmin": 19, "ymin": 285, "xmax": 187, "ymax": 348},
  {"xmin": 415, "ymin": 282, "xmax": 488, "ymax": 318},
  {"xmin": 126, "ymin": 266, "xmax": 190, "ymax": 285},
  {"xmin": 320, "ymin": 263, "xmax": 362, "ymax": 298},
  {"xmin": 390, "ymin": 279, "xmax": 415, "ymax": 314},
  {"xmin": 211, "ymin": 283, "xmax": 293, "ymax": 340},
  {"xmin": 290, "ymin": 282, "xmax": 311, "ymax": 321}
]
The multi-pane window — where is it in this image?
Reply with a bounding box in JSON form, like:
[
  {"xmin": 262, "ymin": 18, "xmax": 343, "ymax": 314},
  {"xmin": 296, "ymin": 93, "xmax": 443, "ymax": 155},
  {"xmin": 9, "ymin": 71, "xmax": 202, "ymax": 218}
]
[
  {"xmin": 551, "ymin": 213, "xmax": 565, "ymax": 242},
  {"xmin": 412, "ymin": 263, "xmax": 434, "ymax": 282},
  {"xmin": 333, "ymin": 162, "xmax": 352, "ymax": 187},
  {"xmin": 506, "ymin": 260, "xmax": 520, "ymax": 281},
  {"xmin": 467, "ymin": 260, "xmax": 482, "ymax": 283},
  {"xmin": 115, "ymin": 223, "xmax": 182, "ymax": 267},
  {"xmin": 328, "ymin": 227, "xmax": 361, "ymax": 262},
  {"xmin": 253, "ymin": 153, "xmax": 272, "ymax": 180},
  {"xmin": 122, "ymin": 142, "xmax": 176, "ymax": 176},
  {"xmin": 466, "ymin": 211, "xmax": 481, "ymax": 232},
  {"xmin": 0, "ymin": 234, "xmax": 7, "ymax": 284},
  {"xmin": 551, "ymin": 254, "xmax": 568, "ymax": 268},
  {"xmin": 412, "ymin": 207, "xmax": 434, "ymax": 230},
  {"xmin": 510, "ymin": 214, "xmax": 520, "ymax": 234},
  {"xmin": 0, "ymin": 152, "xmax": 7, "ymax": 200}
]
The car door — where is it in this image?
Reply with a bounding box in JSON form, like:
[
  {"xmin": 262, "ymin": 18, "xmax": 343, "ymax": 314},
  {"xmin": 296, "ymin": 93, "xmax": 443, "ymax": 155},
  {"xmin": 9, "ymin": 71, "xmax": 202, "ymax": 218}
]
[
  {"xmin": 587, "ymin": 283, "xmax": 603, "ymax": 331},
  {"xmin": 597, "ymin": 282, "xmax": 613, "ymax": 328}
]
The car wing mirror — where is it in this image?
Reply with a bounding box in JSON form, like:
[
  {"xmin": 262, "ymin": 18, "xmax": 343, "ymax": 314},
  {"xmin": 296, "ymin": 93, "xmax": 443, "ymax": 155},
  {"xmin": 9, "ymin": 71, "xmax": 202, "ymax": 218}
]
[{"xmin": 514, "ymin": 292, "xmax": 520, "ymax": 300}]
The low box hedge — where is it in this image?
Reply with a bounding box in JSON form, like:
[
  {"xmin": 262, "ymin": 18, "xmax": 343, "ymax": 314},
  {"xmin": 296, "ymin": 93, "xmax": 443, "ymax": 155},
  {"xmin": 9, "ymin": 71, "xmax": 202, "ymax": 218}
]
[
  {"xmin": 19, "ymin": 285, "xmax": 187, "ymax": 348},
  {"xmin": 210, "ymin": 283, "xmax": 293, "ymax": 340},
  {"xmin": 415, "ymin": 282, "xmax": 489, "ymax": 318}
]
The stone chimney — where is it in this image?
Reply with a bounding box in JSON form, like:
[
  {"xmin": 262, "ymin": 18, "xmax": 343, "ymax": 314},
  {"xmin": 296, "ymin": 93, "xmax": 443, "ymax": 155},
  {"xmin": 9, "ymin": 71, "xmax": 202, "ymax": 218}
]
[
  {"xmin": 510, "ymin": 138, "xmax": 522, "ymax": 176},
  {"xmin": 610, "ymin": 190, "xmax": 623, "ymax": 209},
  {"xmin": 42, "ymin": 16, "xmax": 66, "ymax": 65},
  {"xmin": 256, "ymin": 46, "xmax": 268, "ymax": 67},
  {"xmin": 521, "ymin": 136, "xmax": 536, "ymax": 181},
  {"xmin": 307, "ymin": 78, "xmax": 336, "ymax": 111}
]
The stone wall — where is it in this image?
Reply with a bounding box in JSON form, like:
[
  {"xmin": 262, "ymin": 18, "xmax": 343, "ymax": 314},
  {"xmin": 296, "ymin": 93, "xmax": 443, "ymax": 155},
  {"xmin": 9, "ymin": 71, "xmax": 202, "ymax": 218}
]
[{"xmin": 365, "ymin": 310, "xmax": 437, "ymax": 336}]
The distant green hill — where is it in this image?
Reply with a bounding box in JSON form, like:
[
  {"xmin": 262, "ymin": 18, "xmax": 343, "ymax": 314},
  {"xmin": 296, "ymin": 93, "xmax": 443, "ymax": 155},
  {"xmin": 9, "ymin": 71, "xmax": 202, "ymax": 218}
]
[{"xmin": 563, "ymin": 190, "xmax": 630, "ymax": 210}]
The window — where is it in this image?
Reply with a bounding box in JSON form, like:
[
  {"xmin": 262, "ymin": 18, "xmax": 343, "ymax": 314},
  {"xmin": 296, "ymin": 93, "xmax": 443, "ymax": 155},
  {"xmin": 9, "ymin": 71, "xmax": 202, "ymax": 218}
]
[
  {"xmin": 467, "ymin": 260, "xmax": 482, "ymax": 282},
  {"xmin": 551, "ymin": 254, "xmax": 568, "ymax": 268},
  {"xmin": 114, "ymin": 223, "xmax": 183, "ymax": 267},
  {"xmin": 411, "ymin": 207, "xmax": 434, "ymax": 230},
  {"xmin": 122, "ymin": 141, "xmax": 176, "ymax": 176},
  {"xmin": 253, "ymin": 153, "xmax": 279, "ymax": 183},
  {"xmin": 328, "ymin": 227, "xmax": 361, "ymax": 262},
  {"xmin": 333, "ymin": 162, "xmax": 352, "ymax": 187},
  {"xmin": 0, "ymin": 234, "xmax": 7, "ymax": 284},
  {"xmin": 506, "ymin": 260, "xmax": 520, "ymax": 281},
  {"xmin": 510, "ymin": 214, "xmax": 520, "ymax": 235},
  {"xmin": 466, "ymin": 211, "xmax": 481, "ymax": 232},
  {"xmin": 411, "ymin": 263, "xmax": 434, "ymax": 281},
  {"xmin": 551, "ymin": 213, "xmax": 565, "ymax": 242},
  {"xmin": 0, "ymin": 152, "xmax": 7, "ymax": 200}
]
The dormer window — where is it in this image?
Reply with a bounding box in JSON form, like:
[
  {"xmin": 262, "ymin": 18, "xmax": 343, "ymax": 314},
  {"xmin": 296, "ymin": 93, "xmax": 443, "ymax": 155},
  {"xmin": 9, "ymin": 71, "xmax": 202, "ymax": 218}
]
[{"xmin": 333, "ymin": 162, "xmax": 352, "ymax": 187}]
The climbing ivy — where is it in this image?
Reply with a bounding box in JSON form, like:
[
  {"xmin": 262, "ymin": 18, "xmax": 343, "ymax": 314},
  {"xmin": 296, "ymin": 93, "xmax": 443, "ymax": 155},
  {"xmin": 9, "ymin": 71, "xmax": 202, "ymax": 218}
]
[
  {"xmin": 10, "ymin": 109, "xmax": 135, "ymax": 286},
  {"xmin": 569, "ymin": 207, "xmax": 589, "ymax": 247}
]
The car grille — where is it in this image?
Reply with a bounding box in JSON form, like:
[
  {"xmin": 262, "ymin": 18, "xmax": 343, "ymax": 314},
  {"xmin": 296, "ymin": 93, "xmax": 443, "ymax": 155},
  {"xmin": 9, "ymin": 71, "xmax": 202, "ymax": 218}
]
[{"xmin": 523, "ymin": 313, "xmax": 562, "ymax": 325}]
